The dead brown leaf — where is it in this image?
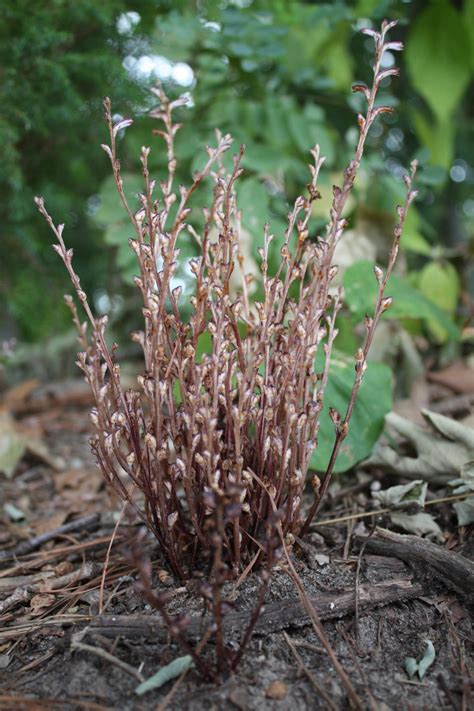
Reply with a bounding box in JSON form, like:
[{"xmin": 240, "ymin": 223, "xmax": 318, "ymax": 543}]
[
  {"xmin": 428, "ymin": 361, "xmax": 474, "ymax": 394},
  {"xmin": 54, "ymin": 468, "xmax": 101, "ymax": 494},
  {"xmin": 0, "ymin": 410, "xmax": 59, "ymax": 478},
  {"xmin": 53, "ymin": 561, "xmax": 74, "ymax": 576},
  {"xmin": 2, "ymin": 380, "xmax": 40, "ymax": 411},
  {"xmin": 30, "ymin": 593, "xmax": 56, "ymax": 616},
  {"xmin": 420, "ymin": 594, "xmax": 467, "ymax": 623},
  {"xmin": 30, "ymin": 511, "xmax": 68, "ymax": 536}
]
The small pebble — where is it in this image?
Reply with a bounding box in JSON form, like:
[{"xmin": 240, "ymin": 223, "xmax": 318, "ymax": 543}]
[{"xmin": 265, "ymin": 680, "xmax": 288, "ymax": 700}]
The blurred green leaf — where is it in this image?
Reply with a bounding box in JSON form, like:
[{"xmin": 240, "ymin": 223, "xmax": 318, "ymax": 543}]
[
  {"xmin": 238, "ymin": 178, "xmax": 270, "ymax": 238},
  {"xmin": 418, "ymin": 261, "xmax": 460, "ymax": 342},
  {"xmin": 416, "ymin": 164, "xmax": 447, "ymax": 187},
  {"xmin": 418, "ymin": 261, "xmax": 460, "ymax": 315},
  {"xmin": 401, "ymin": 208, "xmax": 431, "ymax": 256},
  {"xmin": 95, "ymin": 173, "xmax": 143, "ymax": 228},
  {"xmin": 406, "ymin": 0, "xmax": 471, "ymax": 123},
  {"xmin": 412, "ymin": 111, "xmax": 455, "ymax": 169},
  {"xmin": 465, "ymin": 0, "xmax": 474, "ymax": 70},
  {"xmin": 344, "ymin": 261, "xmax": 459, "ymax": 341},
  {"xmin": 311, "ymin": 350, "xmax": 392, "ymax": 473}
]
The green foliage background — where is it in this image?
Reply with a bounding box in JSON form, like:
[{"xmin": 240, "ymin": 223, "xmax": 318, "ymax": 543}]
[{"xmin": 1, "ymin": 0, "xmax": 472, "ymax": 470}]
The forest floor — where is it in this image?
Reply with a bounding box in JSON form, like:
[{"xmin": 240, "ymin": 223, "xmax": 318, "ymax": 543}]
[{"xmin": 0, "ymin": 377, "xmax": 473, "ymax": 710}]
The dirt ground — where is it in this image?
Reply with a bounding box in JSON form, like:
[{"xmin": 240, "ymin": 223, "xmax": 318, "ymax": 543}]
[{"xmin": 0, "ymin": 382, "xmax": 473, "ymax": 710}]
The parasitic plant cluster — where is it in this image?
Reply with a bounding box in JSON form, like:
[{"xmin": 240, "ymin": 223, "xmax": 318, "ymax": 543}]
[{"xmin": 36, "ymin": 20, "xmax": 416, "ymax": 674}]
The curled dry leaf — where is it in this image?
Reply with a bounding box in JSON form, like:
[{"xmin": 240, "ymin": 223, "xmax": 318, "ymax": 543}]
[{"xmin": 365, "ymin": 409, "xmax": 474, "ymax": 484}]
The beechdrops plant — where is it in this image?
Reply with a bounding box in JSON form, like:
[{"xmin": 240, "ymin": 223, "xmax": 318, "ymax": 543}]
[{"xmin": 36, "ymin": 20, "xmax": 417, "ymax": 677}]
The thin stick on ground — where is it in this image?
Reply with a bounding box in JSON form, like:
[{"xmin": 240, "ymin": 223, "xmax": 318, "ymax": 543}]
[
  {"xmin": 281, "ymin": 532, "xmax": 364, "ymax": 710},
  {"xmin": 283, "ymin": 631, "xmax": 339, "ymax": 711},
  {"xmin": 156, "ymin": 627, "xmax": 214, "ymax": 711},
  {"xmin": 311, "ymin": 492, "xmax": 474, "ymax": 527},
  {"xmin": 252, "ymin": 470, "xmax": 363, "ymax": 709},
  {"xmin": 0, "ymin": 513, "xmax": 101, "ymax": 562},
  {"xmin": 71, "ymin": 640, "xmax": 145, "ymax": 683},
  {"xmin": 99, "ymin": 485, "xmax": 136, "ymax": 614},
  {"xmin": 337, "ymin": 624, "xmax": 379, "ymax": 711},
  {"xmin": 354, "ymin": 521, "xmax": 376, "ymax": 642}
]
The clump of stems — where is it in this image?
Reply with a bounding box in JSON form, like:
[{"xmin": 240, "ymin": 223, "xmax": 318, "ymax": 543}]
[{"xmin": 37, "ymin": 20, "xmax": 416, "ymax": 676}]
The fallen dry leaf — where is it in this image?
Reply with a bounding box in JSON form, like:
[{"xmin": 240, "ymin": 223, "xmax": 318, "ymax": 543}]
[
  {"xmin": 420, "ymin": 594, "xmax": 467, "ymax": 623},
  {"xmin": 30, "ymin": 593, "xmax": 56, "ymax": 616},
  {"xmin": 428, "ymin": 361, "xmax": 474, "ymax": 394},
  {"xmin": 366, "ymin": 409, "xmax": 474, "ymax": 484},
  {"xmin": 54, "ymin": 468, "xmax": 101, "ymax": 494},
  {"xmin": 30, "ymin": 510, "xmax": 68, "ymax": 536},
  {"xmin": 0, "ymin": 411, "xmax": 26, "ymax": 478},
  {"xmin": 0, "ymin": 410, "xmax": 60, "ymax": 478},
  {"xmin": 2, "ymin": 379, "xmax": 40, "ymax": 411},
  {"xmin": 53, "ymin": 561, "xmax": 74, "ymax": 576}
]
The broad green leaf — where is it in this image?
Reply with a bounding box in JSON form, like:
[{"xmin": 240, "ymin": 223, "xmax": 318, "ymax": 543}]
[
  {"xmin": 195, "ymin": 331, "xmax": 213, "ymax": 363},
  {"xmin": 242, "ymin": 144, "xmax": 289, "ymax": 174},
  {"xmin": 412, "ymin": 111, "xmax": 455, "ymax": 170},
  {"xmin": 311, "ymin": 351, "xmax": 392, "ymax": 473},
  {"xmin": 405, "ymin": 0, "xmax": 471, "ymax": 123},
  {"xmin": 311, "ymin": 173, "xmax": 355, "ymax": 219},
  {"xmin": 237, "ymin": 178, "xmax": 270, "ymax": 238},
  {"xmin": 95, "ymin": 173, "xmax": 143, "ymax": 228},
  {"xmin": 325, "ymin": 36, "xmax": 353, "ymax": 90},
  {"xmin": 240, "ymin": 101, "xmax": 265, "ymax": 138},
  {"xmin": 287, "ymin": 107, "xmax": 335, "ymax": 165},
  {"xmin": 418, "ymin": 261, "xmax": 460, "ymax": 343},
  {"xmin": 343, "ymin": 261, "xmax": 459, "ymax": 341},
  {"xmin": 416, "ymin": 165, "xmax": 447, "ymax": 188},
  {"xmin": 135, "ymin": 655, "xmax": 194, "ymax": 695},
  {"xmin": 264, "ymin": 96, "xmax": 292, "ymax": 148},
  {"xmin": 418, "ymin": 262, "xmax": 460, "ymax": 315},
  {"xmin": 103, "ymin": 222, "xmax": 137, "ymax": 282},
  {"xmin": 400, "ymin": 208, "xmax": 431, "ymax": 256},
  {"xmin": 464, "ymin": 0, "xmax": 474, "ymax": 70}
]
